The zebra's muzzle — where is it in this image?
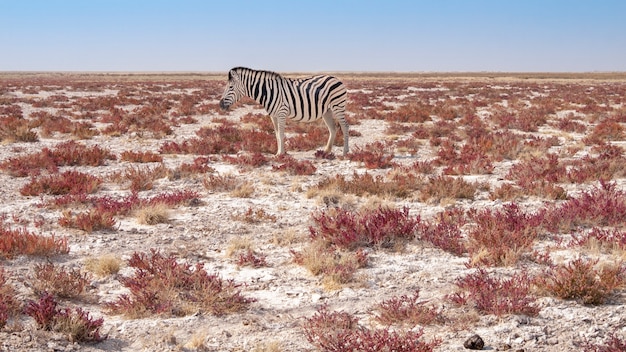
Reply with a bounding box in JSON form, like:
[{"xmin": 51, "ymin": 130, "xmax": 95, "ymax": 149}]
[{"xmin": 219, "ymin": 99, "xmax": 230, "ymax": 111}]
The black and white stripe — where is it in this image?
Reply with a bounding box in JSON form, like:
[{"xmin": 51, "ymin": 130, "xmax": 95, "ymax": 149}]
[{"xmin": 219, "ymin": 67, "xmax": 349, "ymax": 155}]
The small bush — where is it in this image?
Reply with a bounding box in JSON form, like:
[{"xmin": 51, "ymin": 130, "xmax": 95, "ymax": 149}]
[
  {"xmin": 106, "ymin": 250, "xmax": 254, "ymax": 318},
  {"xmin": 417, "ymin": 208, "xmax": 467, "ymax": 256},
  {"xmin": 0, "ymin": 149, "xmax": 58, "ymax": 177},
  {"xmin": 0, "ymin": 219, "xmax": 69, "ymax": 259},
  {"xmin": 286, "ymin": 125, "xmax": 343, "ymax": 153},
  {"xmin": 291, "ymin": 240, "xmax": 368, "ymax": 289},
  {"xmin": 160, "ymin": 124, "xmax": 242, "ymax": 155},
  {"xmin": 24, "ymin": 292, "xmax": 58, "ymax": 331},
  {"xmin": 49, "ymin": 140, "xmax": 116, "ymax": 167},
  {"xmin": 311, "ymin": 172, "xmax": 417, "ymax": 199},
  {"xmin": 85, "ymin": 254, "xmax": 122, "ymax": 277},
  {"xmin": 385, "ymin": 102, "xmax": 432, "ymax": 123},
  {"xmin": 24, "ymin": 293, "xmax": 105, "ymax": 342},
  {"xmin": 584, "ymin": 118, "xmax": 625, "ymax": 145},
  {"xmin": 58, "ymin": 210, "xmax": 116, "ymax": 232},
  {"xmin": 272, "ymin": 154, "xmax": 317, "ymax": 175},
  {"xmin": 134, "ymin": 204, "xmax": 170, "ymax": 225},
  {"xmin": 536, "ymin": 258, "xmax": 625, "ymax": 305},
  {"xmin": 543, "ymin": 181, "xmax": 626, "ymax": 233},
  {"xmin": 505, "ymin": 154, "xmax": 568, "ymax": 199},
  {"xmin": 310, "ymin": 206, "xmax": 420, "ymax": 250},
  {"xmin": 32, "ymin": 263, "xmax": 91, "ymax": 299},
  {"xmin": 0, "ymin": 116, "xmax": 38, "ymax": 143},
  {"xmin": 110, "ymin": 164, "xmax": 167, "ymax": 192},
  {"xmin": 237, "ymin": 249, "xmax": 269, "ymax": 268},
  {"xmin": 203, "ymin": 173, "xmax": 239, "ymax": 192},
  {"xmin": 569, "ymin": 227, "xmax": 626, "ymax": 252},
  {"xmin": 20, "ymin": 171, "xmax": 103, "ymax": 196},
  {"xmin": 172, "ymin": 157, "xmax": 214, "ymax": 178},
  {"xmin": 448, "ymin": 269, "xmax": 539, "ymax": 316},
  {"xmin": 583, "ymin": 332, "xmax": 626, "ymax": 352},
  {"xmin": 436, "ymin": 141, "xmax": 494, "ymax": 175},
  {"xmin": 0, "ymin": 267, "xmax": 20, "ymax": 328},
  {"xmin": 419, "ymin": 175, "xmax": 479, "ymax": 203},
  {"xmin": 347, "ymin": 141, "xmax": 395, "ymax": 169},
  {"xmin": 52, "ymin": 307, "xmax": 107, "ymax": 343},
  {"xmin": 303, "ymin": 304, "xmax": 440, "ymax": 352},
  {"xmin": 223, "ymin": 152, "xmax": 269, "ymax": 168},
  {"xmin": 231, "ymin": 207, "xmax": 277, "ymax": 224},
  {"xmin": 566, "ymin": 146, "xmax": 626, "ymax": 183},
  {"xmin": 373, "ymin": 290, "xmax": 443, "ymax": 326},
  {"xmin": 1, "ymin": 141, "xmax": 113, "ymax": 177},
  {"xmin": 467, "ymin": 203, "xmax": 543, "ymax": 266},
  {"xmin": 120, "ymin": 150, "xmax": 163, "ymax": 163}
]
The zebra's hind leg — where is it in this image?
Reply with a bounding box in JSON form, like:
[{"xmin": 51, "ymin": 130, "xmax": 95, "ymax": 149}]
[
  {"xmin": 322, "ymin": 110, "xmax": 337, "ymax": 154},
  {"xmin": 271, "ymin": 114, "xmax": 288, "ymax": 155},
  {"xmin": 332, "ymin": 107, "xmax": 349, "ymax": 155}
]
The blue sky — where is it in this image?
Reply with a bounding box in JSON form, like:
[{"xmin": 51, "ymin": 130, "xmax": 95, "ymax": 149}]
[{"xmin": 1, "ymin": 0, "xmax": 625, "ymax": 72}]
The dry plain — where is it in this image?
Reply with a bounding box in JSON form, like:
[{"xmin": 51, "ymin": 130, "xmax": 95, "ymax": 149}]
[{"xmin": 1, "ymin": 72, "xmax": 626, "ymax": 351}]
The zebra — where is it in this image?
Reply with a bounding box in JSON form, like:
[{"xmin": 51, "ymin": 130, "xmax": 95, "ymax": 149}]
[{"xmin": 219, "ymin": 67, "xmax": 349, "ymax": 155}]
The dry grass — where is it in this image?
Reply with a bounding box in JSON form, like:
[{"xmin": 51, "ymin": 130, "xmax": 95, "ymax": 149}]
[
  {"xmin": 134, "ymin": 204, "xmax": 170, "ymax": 225},
  {"xmin": 230, "ymin": 181, "xmax": 255, "ymax": 198},
  {"xmin": 84, "ymin": 254, "xmax": 122, "ymax": 277},
  {"xmin": 252, "ymin": 341, "xmax": 284, "ymax": 352},
  {"xmin": 226, "ymin": 236, "xmax": 254, "ymax": 257}
]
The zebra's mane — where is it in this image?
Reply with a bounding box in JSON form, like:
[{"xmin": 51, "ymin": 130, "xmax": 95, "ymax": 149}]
[{"xmin": 230, "ymin": 67, "xmax": 283, "ymax": 80}]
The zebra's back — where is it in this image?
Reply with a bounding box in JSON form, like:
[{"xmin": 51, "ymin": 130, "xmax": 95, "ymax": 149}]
[{"xmin": 281, "ymin": 75, "xmax": 347, "ymax": 122}]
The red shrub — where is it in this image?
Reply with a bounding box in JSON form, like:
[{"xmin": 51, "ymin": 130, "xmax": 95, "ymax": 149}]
[
  {"xmin": 0, "ymin": 149, "xmax": 58, "ymax": 177},
  {"xmin": 439, "ymin": 142, "xmax": 494, "ymax": 175},
  {"xmin": 347, "ymin": 141, "xmax": 395, "ymax": 169},
  {"xmin": 24, "ymin": 292, "xmax": 58, "ymax": 331},
  {"xmin": 583, "ymin": 332, "xmax": 626, "ymax": 352},
  {"xmin": 467, "ymin": 203, "xmax": 543, "ymax": 266},
  {"xmin": 584, "ymin": 118, "xmax": 625, "ymax": 145},
  {"xmin": 0, "ymin": 268, "xmax": 20, "ymax": 328},
  {"xmin": 0, "ymin": 219, "xmax": 68, "ymax": 259},
  {"xmin": 49, "ymin": 140, "xmax": 116, "ymax": 166},
  {"xmin": 58, "ymin": 210, "xmax": 116, "ymax": 232},
  {"xmin": 386, "ymin": 102, "xmax": 432, "ymax": 123},
  {"xmin": 373, "ymin": 290, "xmax": 442, "ymax": 326},
  {"xmin": 303, "ymin": 304, "xmax": 440, "ymax": 352},
  {"xmin": 448, "ymin": 269, "xmax": 539, "ymax": 316},
  {"xmin": 0, "ymin": 116, "xmax": 37, "ymax": 143},
  {"xmin": 107, "ymin": 250, "xmax": 254, "ymax": 317},
  {"xmin": 25, "ymin": 293, "xmax": 105, "ymax": 342},
  {"xmin": 418, "ymin": 210, "xmax": 467, "ymax": 256},
  {"xmin": 175, "ymin": 157, "xmax": 214, "ymax": 176},
  {"xmin": 20, "ymin": 171, "xmax": 102, "ymax": 196},
  {"xmin": 272, "ymin": 154, "xmax": 316, "ymax": 175},
  {"xmin": 569, "ymin": 227, "xmax": 626, "ymax": 251},
  {"xmin": 121, "ymin": 150, "xmax": 163, "ymax": 163},
  {"xmin": 536, "ymin": 258, "xmax": 625, "ymax": 305},
  {"xmin": 287, "ymin": 125, "xmax": 344, "ymax": 152},
  {"xmin": 223, "ymin": 152, "xmax": 269, "ymax": 168},
  {"xmin": 543, "ymin": 181, "xmax": 626, "ymax": 233},
  {"xmin": 144, "ymin": 190, "xmax": 199, "ymax": 207},
  {"xmin": 32, "ymin": 263, "xmax": 91, "ymax": 298},
  {"xmin": 237, "ymin": 249, "xmax": 268, "ymax": 268},
  {"xmin": 238, "ymin": 129, "xmax": 277, "ymax": 154},
  {"xmin": 505, "ymin": 154, "xmax": 568, "ymax": 199},
  {"xmin": 310, "ymin": 206, "xmax": 420, "ymax": 250}
]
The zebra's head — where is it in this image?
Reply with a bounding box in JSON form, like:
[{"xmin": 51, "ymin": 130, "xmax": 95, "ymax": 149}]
[{"xmin": 219, "ymin": 68, "xmax": 245, "ymax": 111}]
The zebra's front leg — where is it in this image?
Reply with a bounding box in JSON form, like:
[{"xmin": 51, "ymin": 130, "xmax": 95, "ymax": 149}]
[{"xmin": 272, "ymin": 115, "xmax": 288, "ymax": 155}]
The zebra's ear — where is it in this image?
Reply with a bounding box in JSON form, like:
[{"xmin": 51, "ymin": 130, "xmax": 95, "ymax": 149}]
[{"xmin": 228, "ymin": 69, "xmax": 239, "ymax": 81}]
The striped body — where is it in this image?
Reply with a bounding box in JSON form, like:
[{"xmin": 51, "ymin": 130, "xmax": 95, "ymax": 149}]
[{"xmin": 219, "ymin": 67, "xmax": 349, "ymax": 155}]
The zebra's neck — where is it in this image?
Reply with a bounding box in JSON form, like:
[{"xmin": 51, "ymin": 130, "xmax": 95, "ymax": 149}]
[{"xmin": 241, "ymin": 70, "xmax": 284, "ymax": 113}]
